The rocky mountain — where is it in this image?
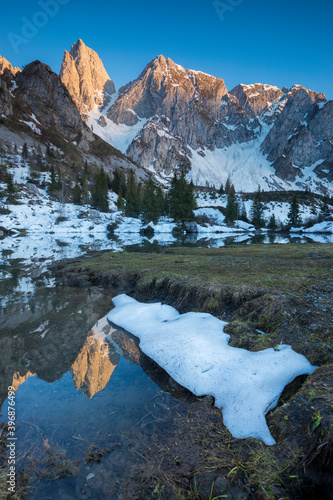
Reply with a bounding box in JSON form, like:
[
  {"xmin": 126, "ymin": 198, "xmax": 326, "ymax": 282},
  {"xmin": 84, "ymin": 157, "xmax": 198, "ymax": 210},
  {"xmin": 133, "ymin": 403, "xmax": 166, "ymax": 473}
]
[
  {"xmin": 1, "ymin": 43, "xmax": 333, "ymax": 195},
  {"xmin": 60, "ymin": 42, "xmax": 330, "ymax": 194},
  {"xmin": 71, "ymin": 333, "xmax": 118, "ymax": 399},
  {"xmin": 60, "ymin": 39, "xmax": 116, "ymax": 119},
  {"xmin": 0, "ymin": 55, "xmax": 20, "ymax": 75},
  {"xmin": 0, "ymin": 54, "xmax": 146, "ymax": 181}
]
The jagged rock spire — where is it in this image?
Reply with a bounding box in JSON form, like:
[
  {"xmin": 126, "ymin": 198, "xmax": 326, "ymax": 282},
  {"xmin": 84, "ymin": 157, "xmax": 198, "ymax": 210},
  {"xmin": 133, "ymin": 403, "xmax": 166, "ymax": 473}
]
[{"xmin": 60, "ymin": 39, "xmax": 116, "ymax": 119}]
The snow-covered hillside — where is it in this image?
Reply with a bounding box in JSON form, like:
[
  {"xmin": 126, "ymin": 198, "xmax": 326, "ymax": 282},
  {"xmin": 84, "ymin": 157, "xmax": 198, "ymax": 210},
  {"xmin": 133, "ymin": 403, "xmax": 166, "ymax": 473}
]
[{"xmin": 1, "ymin": 157, "xmax": 333, "ymax": 271}]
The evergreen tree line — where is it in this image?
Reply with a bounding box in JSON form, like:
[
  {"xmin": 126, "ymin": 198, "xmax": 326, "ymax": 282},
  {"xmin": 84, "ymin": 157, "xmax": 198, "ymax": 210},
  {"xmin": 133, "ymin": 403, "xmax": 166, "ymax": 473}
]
[
  {"xmin": 71, "ymin": 164, "xmax": 109, "ymax": 212},
  {"xmin": 224, "ymin": 186, "xmax": 332, "ymax": 229},
  {"xmin": 113, "ymin": 168, "xmax": 197, "ymax": 222}
]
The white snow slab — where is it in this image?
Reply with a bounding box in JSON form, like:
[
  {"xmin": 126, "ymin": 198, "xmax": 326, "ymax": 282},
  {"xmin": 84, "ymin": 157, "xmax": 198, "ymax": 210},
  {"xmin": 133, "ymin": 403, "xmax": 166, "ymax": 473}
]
[
  {"xmin": 194, "ymin": 207, "xmax": 226, "ymax": 224},
  {"xmin": 303, "ymin": 221, "xmax": 333, "ymax": 233},
  {"xmin": 108, "ymin": 295, "xmax": 316, "ymax": 446}
]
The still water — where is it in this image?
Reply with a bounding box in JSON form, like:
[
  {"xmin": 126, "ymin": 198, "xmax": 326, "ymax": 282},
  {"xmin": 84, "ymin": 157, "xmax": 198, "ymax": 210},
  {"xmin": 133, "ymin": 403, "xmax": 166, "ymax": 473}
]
[{"xmin": 0, "ymin": 264, "xmax": 191, "ymax": 499}]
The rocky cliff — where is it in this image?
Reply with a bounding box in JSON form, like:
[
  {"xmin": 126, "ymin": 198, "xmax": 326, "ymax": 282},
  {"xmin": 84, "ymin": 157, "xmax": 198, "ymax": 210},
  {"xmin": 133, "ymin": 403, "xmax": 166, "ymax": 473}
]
[
  {"xmin": 15, "ymin": 60, "xmax": 91, "ymax": 145},
  {"xmin": 0, "ymin": 57, "xmax": 143, "ymax": 178},
  {"xmin": 2, "ymin": 42, "xmax": 332, "ymax": 194},
  {"xmin": 0, "ymin": 55, "xmax": 20, "ymax": 75},
  {"xmin": 60, "ymin": 39, "xmax": 116, "ymax": 119},
  {"xmin": 71, "ymin": 43, "xmax": 331, "ymax": 194}
]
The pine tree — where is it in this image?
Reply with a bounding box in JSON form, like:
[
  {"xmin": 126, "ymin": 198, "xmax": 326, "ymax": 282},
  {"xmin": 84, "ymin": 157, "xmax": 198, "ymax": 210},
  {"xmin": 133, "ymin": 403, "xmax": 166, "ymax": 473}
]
[
  {"xmin": 73, "ymin": 183, "xmax": 82, "ymax": 205},
  {"xmin": 319, "ymin": 197, "xmax": 331, "ymax": 220},
  {"xmin": 250, "ymin": 186, "xmax": 266, "ymax": 228},
  {"xmin": 218, "ymin": 183, "xmax": 224, "ymax": 195},
  {"xmin": 92, "ymin": 167, "xmax": 109, "ymax": 212},
  {"xmin": 238, "ymin": 201, "xmax": 248, "ymax": 223},
  {"xmin": 84, "ymin": 160, "xmax": 90, "ymax": 179},
  {"xmin": 81, "ymin": 177, "xmax": 90, "ymax": 206},
  {"xmin": 46, "ymin": 145, "xmax": 55, "ymax": 159},
  {"xmin": 168, "ymin": 170, "xmax": 197, "ymax": 221},
  {"xmin": 48, "ymin": 165, "xmax": 58, "ymax": 192},
  {"xmin": 156, "ymin": 186, "xmax": 167, "ymax": 217},
  {"xmin": 36, "ymin": 145, "xmax": 43, "ymax": 169},
  {"xmin": 116, "ymin": 188, "xmax": 125, "ymax": 211},
  {"xmin": 124, "ymin": 170, "xmax": 141, "ymax": 217},
  {"xmin": 22, "ymin": 142, "xmax": 29, "ymax": 159},
  {"xmin": 111, "ymin": 167, "xmax": 126, "ymax": 195},
  {"xmin": 225, "ymin": 190, "xmax": 237, "ymax": 223},
  {"xmin": 141, "ymin": 177, "xmax": 160, "ymax": 222},
  {"xmin": 225, "ymin": 176, "xmax": 232, "ymax": 195},
  {"xmin": 5, "ymin": 172, "xmax": 16, "ymax": 196},
  {"xmin": 268, "ymin": 213, "xmax": 278, "ymax": 230},
  {"xmin": 287, "ymin": 195, "xmax": 300, "ymax": 225}
]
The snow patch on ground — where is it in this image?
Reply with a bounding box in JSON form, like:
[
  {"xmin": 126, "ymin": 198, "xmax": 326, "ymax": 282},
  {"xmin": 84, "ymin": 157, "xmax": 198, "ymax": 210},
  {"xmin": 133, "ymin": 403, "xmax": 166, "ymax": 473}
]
[{"xmin": 108, "ymin": 295, "xmax": 316, "ymax": 445}]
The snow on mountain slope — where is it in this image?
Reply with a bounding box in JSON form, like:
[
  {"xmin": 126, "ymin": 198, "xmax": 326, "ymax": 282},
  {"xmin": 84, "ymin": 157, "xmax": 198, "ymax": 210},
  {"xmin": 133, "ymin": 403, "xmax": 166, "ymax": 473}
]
[
  {"xmin": 57, "ymin": 41, "xmax": 333, "ymax": 194},
  {"xmin": 87, "ymin": 104, "xmax": 148, "ymax": 154}
]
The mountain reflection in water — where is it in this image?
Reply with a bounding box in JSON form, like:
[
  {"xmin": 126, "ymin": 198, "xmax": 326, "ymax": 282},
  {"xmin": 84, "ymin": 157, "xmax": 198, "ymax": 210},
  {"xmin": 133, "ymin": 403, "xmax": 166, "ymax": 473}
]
[{"xmin": 0, "ymin": 279, "xmax": 190, "ymax": 498}]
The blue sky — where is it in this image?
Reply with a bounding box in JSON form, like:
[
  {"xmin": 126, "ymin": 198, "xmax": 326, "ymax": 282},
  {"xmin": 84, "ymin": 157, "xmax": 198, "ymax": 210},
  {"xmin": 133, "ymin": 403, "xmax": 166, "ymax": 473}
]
[{"xmin": 1, "ymin": 0, "xmax": 332, "ymax": 98}]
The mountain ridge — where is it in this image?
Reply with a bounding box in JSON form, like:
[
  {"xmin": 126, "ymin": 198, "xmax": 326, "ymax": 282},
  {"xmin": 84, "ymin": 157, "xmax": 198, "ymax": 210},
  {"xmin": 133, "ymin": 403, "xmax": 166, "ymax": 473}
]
[{"xmin": 1, "ymin": 42, "xmax": 332, "ymax": 195}]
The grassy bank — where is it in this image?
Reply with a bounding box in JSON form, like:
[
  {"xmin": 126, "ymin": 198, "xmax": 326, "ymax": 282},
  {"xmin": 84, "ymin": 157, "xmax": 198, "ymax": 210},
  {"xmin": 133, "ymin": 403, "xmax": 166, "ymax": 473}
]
[{"xmin": 53, "ymin": 243, "xmax": 333, "ymax": 365}]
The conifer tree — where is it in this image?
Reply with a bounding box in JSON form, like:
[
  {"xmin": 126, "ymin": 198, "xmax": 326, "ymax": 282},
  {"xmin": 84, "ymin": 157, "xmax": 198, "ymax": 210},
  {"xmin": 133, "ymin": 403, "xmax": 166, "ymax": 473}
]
[
  {"xmin": 81, "ymin": 177, "xmax": 90, "ymax": 206},
  {"xmin": 225, "ymin": 176, "xmax": 232, "ymax": 195},
  {"xmin": 48, "ymin": 165, "xmax": 58, "ymax": 192},
  {"xmin": 92, "ymin": 167, "xmax": 109, "ymax": 212},
  {"xmin": 141, "ymin": 177, "xmax": 160, "ymax": 222},
  {"xmin": 5, "ymin": 172, "xmax": 16, "ymax": 197},
  {"xmin": 116, "ymin": 188, "xmax": 125, "ymax": 211},
  {"xmin": 238, "ymin": 201, "xmax": 248, "ymax": 223},
  {"xmin": 268, "ymin": 213, "xmax": 278, "ymax": 230},
  {"xmin": 250, "ymin": 186, "xmax": 266, "ymax": 228},
  {"xmin": 225, "ymin": 189, "xmax": 237, "ymax": 223},
  {"xmin": 156, "ymin": 186, "xmax": 167, "ymax": 217},
  {"xmin": 36, "ymin": 145, "xmax": 43, "ymax": 169},
  {"xmin": 111, "ymin": 167, "xmax": 126, "ymax": 195},
  {"xmin": 73, "ymin": 183, "xmax": 82, "ymax": 205},
  {"xmin": 168, "ymin": 170, "xmax": 197, "ymax": 221},
  {"xmin": 22, "ymin": 142, "xmax": 29, "ymax": 159},
  {"xmin": 124, "ymin": 169, "xmax": 141, "ymax": 217},
  {"xmin": 319, "ymin": 197, "xmax": 331, "ymax": 220},
  {"xmin": 46, "ymin": 145, "xmax": 55, "ymax": 159},
  {"xmin": 287, "ymin": 195, "xmax": 300, "ymax": 225}
]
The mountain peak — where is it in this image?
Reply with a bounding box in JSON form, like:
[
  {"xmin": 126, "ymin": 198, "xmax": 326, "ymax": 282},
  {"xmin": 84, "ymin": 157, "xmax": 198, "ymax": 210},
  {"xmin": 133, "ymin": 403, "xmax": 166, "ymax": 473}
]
[
  {"xmin": 0, "ymin": 55, "xmax": 21, "ymax": 75},
  {"xmin": 60, "ymin": 40, "xmax": 116, "ymax": 119}
]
